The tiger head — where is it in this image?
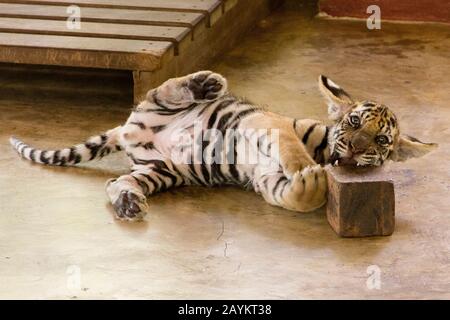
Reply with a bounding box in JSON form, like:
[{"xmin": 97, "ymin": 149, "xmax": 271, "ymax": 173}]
[{"xmin": 318, "ymin": 75, "xmax": 437, "ymax": 166}]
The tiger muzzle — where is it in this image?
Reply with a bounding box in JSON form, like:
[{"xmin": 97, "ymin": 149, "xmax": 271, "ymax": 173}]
[{"xmin": 350, "ymin": 133, "xmax": 371, "ymax": 154}]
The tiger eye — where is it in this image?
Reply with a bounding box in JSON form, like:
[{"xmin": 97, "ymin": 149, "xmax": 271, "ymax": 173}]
[
  {"xmin": 375, "ymin": 135, "xmax": 389, "ymax": 145},
  {"xmin": 349, "ymin": 115, "xmax": 360, "ymax": 127}
]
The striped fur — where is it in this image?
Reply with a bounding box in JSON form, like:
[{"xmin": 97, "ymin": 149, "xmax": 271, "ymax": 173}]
[
  {"xmin": 10, "ymin": 126, "xmax": 122, "ymax": 166},
  {"xmin": 318, "ymin": 75, "xmax": 436, "ymax": 167},
  {"xmin": 10, "ymin": 71, "xmax": 436, "ymax": 221}
]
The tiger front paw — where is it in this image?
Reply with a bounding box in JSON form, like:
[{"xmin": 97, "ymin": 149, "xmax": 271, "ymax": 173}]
[{"xmin": 286, "ymin": 165, "xmax": 327, "ymax": 212}]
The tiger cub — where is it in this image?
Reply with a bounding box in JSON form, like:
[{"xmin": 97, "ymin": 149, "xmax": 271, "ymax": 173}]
[{"xmin": 10, "ymin": 71, "xmax": 437, "ymax": 221}]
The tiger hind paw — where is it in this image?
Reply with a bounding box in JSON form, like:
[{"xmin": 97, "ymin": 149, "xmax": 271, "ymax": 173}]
[
  {"xmin": 187, "ymin": 71, "xmax": 228, "ymax": 102},
  {"xmin": 112, "ymin": 190, "xmax": 149, "ymax": 222}
]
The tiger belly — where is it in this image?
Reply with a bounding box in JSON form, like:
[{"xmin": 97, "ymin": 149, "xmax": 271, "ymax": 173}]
[{"xmin": 120, "ymin": 98, "xmax": 273, "ymax": 189}]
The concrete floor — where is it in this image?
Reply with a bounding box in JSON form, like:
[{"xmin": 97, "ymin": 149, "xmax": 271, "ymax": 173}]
[{"xmin": 0, "ymin": 9, "xmax": 449, "ymax": 299}]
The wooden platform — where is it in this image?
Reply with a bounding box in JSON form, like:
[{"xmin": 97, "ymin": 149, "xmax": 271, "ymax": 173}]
[{"xmin": 0, "ymin": 0, "xmax": 276, "ymax": 102}]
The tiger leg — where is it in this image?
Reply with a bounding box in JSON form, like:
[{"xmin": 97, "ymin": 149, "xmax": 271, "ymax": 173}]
[
  {"xmin": 105, "ymin": 160, "xmax": 184, "ymax": 221},
  {"xmin": 277, "ymin": 128, "xmax": 317, "ymax": 178},
  {"xmin": 255, "ymin": 164, "xmax": 327, "ymax": 212},
  {"xmin": 243, "ymin": 115, "xmax": 317, "ymax": 178},
  {"xmin": 149, "ymin": 71, "xmax": 228, "ymax": 107}
]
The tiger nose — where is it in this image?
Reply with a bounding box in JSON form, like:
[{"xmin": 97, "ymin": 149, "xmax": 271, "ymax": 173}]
[{"xmin": 350, "ymin": 134, "xmax": 370, "ymax": 153}]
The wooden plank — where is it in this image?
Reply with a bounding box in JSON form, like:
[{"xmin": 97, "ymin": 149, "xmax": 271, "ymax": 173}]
[
  {"xmin": 0, "ymin": 3, "xmax": 205, "ymax": 28},
  {"xmin": 0, "ymin": 17, "xmax": 191, "ymax": 54},
  {"xmin": 0, "ymin": 32, "xmax": 174, "ymax": 71},
  {"xmin": 1, "ymin": 0, "xmax": 223, "ymax": 26},
  {"xmin": 1, "ymin": 0, "xmax": 223, "ymax": 13}
]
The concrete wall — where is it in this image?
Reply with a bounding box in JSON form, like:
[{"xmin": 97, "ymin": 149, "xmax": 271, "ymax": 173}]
[{"xmin": 320, "ymin": 0, "xmax": 450, "ymax": 23}]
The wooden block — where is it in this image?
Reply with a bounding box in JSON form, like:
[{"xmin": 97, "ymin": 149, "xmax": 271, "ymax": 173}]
[{"xmin": 326, "ymin": 166, "xmax": 395, "ymax": 237}]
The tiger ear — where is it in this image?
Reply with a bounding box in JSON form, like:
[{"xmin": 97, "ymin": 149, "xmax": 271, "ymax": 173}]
[
  {"xmin": 390, "ymin": 135, "xmax": 438, "ymax": 162},
  {"xmin": 318, "ymin": 75, "xmax": 355, "ymax": 121}
]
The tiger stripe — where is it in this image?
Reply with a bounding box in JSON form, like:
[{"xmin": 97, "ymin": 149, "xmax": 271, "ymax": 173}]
[{"xmin": 18, "ymin": 71, "xmax": 417, "ymax": 220}]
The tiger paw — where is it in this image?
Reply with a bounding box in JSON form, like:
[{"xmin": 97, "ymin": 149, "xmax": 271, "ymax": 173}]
[
  {"xmin": 287, "ymin": 165, "xmax": 327, "ymax": 211},
  {"xmin": 113, "ymin": 190, "xmax": 149, "ymax": 222},
  {"xmin": 187, "ymin": 71, "xmax": 227, "ymax": 102}
]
